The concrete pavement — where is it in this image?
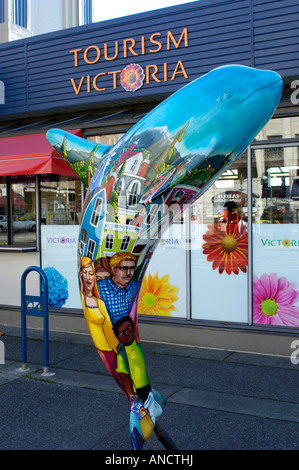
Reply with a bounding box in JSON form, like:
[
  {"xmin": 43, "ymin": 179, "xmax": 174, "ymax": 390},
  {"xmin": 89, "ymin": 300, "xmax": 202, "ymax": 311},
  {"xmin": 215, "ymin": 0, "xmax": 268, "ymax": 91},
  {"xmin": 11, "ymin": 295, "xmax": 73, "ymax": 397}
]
[{"xmin": 0, "ymin": 325, "xmax": 298, "ymax": 451}]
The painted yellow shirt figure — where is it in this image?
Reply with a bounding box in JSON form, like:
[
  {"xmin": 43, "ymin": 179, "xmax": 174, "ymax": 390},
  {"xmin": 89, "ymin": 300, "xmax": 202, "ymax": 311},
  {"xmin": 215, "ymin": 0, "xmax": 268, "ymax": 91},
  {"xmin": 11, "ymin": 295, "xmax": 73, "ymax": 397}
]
[{"xmin": 81, "ymin": 292, "xmax": 119, "ymax": 353}]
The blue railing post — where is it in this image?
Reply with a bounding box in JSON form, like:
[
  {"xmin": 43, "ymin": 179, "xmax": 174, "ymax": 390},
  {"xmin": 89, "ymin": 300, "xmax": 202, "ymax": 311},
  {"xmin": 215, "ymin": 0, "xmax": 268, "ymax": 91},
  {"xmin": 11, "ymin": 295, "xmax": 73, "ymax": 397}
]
[{"xmin": 20, "ymin": 266, "xmax": 55, "ymax": 376}]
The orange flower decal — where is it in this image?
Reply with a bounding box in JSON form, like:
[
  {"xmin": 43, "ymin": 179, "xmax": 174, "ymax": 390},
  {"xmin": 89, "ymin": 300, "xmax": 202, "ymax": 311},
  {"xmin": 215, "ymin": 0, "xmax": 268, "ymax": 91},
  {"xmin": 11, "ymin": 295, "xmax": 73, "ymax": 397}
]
[
  {"xmin": 202, "ymin": 223, "xmax": 248, "ymax": 275},
  {"xmin": 138, "ymin": 272, "xmax": 179, "ymax": 316},
  {"xmin": 120, "ymin": 63, "xmax": 145, "ymax": 92}
]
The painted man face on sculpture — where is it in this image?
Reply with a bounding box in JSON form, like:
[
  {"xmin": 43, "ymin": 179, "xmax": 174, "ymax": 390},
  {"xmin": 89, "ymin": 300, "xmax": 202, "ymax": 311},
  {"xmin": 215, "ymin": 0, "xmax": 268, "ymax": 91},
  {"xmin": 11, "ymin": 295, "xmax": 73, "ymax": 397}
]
[{"xmin": 111, "ymin": 259, "xmax": 137, "ymax": 288}]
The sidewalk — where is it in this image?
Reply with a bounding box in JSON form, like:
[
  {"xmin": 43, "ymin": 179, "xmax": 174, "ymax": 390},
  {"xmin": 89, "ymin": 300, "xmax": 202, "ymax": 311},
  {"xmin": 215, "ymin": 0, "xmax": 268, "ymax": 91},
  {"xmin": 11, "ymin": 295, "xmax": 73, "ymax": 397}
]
[{"xmin": 0, "ymin": 325, "xmax": 298, "ymax": 451}]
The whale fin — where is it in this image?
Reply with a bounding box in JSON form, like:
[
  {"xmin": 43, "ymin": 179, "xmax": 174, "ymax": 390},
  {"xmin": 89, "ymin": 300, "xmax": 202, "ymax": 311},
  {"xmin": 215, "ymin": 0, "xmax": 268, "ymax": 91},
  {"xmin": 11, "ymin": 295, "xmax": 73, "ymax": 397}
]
[{"xmin": 46, "ymin": 128, "xmax": 112, "ymax": 187}]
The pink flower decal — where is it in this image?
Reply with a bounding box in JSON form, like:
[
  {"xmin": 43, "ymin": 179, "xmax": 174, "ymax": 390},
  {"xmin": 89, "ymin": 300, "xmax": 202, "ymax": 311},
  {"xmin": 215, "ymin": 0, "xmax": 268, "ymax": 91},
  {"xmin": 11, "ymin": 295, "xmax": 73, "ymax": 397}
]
[
  {"xmin": 253, "ymin": 273, "xmax": 299, "ymax": 326},
  {"xmin": 120, "ymin": 63, "xmax": 145, "ymax": 92}
]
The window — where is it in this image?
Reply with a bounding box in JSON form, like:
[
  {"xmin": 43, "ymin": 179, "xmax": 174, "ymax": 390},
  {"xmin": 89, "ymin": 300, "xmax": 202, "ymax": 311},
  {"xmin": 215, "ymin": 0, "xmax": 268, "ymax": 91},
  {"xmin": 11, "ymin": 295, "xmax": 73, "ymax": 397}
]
[
  {"xmin": 190, "ymin": 152, "xmax": 248, "ymax": 323},
  {"xmin": 14, "ymin": 0, "xmax": 27, "ymax": 28},
  {"xmin": 127, "ymin": 181, "xmax": 141, "ymax": 207},
  {"xmin": 105, "ymin": 233, "xmax": 114, "ymax": 250},
  {"xmin": 119, "ymin": 235, "xmax": 131, "ymax": 251},
  {"xmin": 0, "ymin": 0, "xmax": 4, "ymax": 23},
  {"xmin": 145, "ymin": 204, "xmax": 159, "ymax": 225},
  {"xmin": 0, "ymin": 175, "xmax": 36, "ymax": 247},
  {"xmin": 171, "ymin": 190, "xmax": 185, "ymax": 203},
  {"xmin": 40, "ymin": 176, "xmax": 81, "ymax": 225},
  {"xmin": 90, "ymin": 197, "xmax": 103, "ymax": 227},
  {"xmin": 125, "ymin": 154, "xmax": 143, "ymax": 175},
  {"xmin": 86, "ymin": 238, "xmax": 96, "ymax": 259},
  {"xmin": 0, "ymin": 179, "xmax": 7, "ymax": 242},
  {"xmin": 0, "ymin": 174, "xmax": 82, "ymax": 249},
  {"xmin": 251, "ymin": 144, "xmax": 299, "ymax": 328},
  {"xmin": 83, "ymin": 0, "xmax": 92, "ymax": 25},
  {"xmin": 79, "ymin": 228, "xmax": 87, "ymax": 256}
]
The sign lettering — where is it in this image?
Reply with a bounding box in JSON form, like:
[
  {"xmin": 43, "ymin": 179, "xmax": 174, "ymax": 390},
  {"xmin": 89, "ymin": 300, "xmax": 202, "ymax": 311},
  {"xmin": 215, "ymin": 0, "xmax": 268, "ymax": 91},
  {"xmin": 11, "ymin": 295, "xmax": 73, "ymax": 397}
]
[{"xmin": 69, "ymin": 28, "xmax": 189, "ymax": 95}]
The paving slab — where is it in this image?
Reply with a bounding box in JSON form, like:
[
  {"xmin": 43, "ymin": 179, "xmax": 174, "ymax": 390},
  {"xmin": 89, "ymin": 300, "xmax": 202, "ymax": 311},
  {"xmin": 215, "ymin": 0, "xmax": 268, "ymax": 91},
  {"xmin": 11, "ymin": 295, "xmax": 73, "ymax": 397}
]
[{"xmin": 168, "ymin": 387, "xmax": 299, "ymax": 423}]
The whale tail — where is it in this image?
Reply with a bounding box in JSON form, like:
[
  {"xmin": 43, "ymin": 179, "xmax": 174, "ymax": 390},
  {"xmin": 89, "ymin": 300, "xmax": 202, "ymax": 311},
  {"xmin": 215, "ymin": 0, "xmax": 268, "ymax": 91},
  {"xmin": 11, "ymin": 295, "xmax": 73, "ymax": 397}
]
[{"xmin": 46, "ymin": 128, "xmax": 112, "ymax": 187}]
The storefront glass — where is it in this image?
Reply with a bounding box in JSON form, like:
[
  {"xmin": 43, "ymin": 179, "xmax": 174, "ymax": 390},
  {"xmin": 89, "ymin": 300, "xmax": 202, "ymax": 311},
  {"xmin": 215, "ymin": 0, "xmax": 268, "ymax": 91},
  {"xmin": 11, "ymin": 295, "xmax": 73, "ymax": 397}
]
[
  {"xmin": 11, "ymin": 175, "xmax": 36, "ymax": 247},
  {"xmin": 252, "ymin": 144, "xmax": 299, "ymax": 328},
  {"xmin": 254, "ymin": 116, "xmax": 299, "ymax": 140},
  {"xmin": 40, "ymin": 175, "xmax": 83, "ymax": 310},
  {"xmin": 40, "ymin": 175, "xmax": 82, "ymax": 225},
  {"xmin": 0, "ymin": 177, "xmax": 8, "ymax": 245},
  {"xmin": 190, "ymin": 152, "xmax": 248, "ymax": 322},
  {"xmin": 88, "ymin": 134, "xmax": 124, "ymax": 146},
  {"xmin": 0, "ymin": 175, "xmax": 37, "ymax": 247}
]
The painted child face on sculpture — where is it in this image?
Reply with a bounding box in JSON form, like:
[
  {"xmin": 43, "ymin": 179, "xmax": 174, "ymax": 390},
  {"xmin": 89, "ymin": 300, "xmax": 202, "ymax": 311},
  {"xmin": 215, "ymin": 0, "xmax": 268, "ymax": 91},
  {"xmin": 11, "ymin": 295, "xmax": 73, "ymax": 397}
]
[
  {"xmin": 115, "ymin": 319, "xmax": 135, "ymax": 346},
  {"xmin": 95, "ymin": 268, "xmax": 111, "ymax": 281}
]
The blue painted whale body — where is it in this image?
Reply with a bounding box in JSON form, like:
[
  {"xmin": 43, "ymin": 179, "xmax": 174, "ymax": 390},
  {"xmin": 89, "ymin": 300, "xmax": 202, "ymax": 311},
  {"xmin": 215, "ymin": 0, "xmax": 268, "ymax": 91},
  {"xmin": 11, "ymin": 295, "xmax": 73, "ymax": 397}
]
[{"xmin": 46, "ymin": 64, "xmax": 282, "ymax": 449}]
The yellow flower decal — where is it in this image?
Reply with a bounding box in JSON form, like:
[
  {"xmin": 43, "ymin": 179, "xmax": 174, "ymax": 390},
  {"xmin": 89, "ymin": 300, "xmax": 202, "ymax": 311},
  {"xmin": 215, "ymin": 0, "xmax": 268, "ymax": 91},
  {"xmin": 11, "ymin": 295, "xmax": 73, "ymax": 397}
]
[
  {"xmin": 120, "ymin": 63, "xmax": 145, "ymax": 92},
  {"xmin": 282, "ymin": 239, "xmax": 290, "ymax": 247},
  {"xmin": 138, "ymin": 272, "xmax": 179, "ymax": 316}
]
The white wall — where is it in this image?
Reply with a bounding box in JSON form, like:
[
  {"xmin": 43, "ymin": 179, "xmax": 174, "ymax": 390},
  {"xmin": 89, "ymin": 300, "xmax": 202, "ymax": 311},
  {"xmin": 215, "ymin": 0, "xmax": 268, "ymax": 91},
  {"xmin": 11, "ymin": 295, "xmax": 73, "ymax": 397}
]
[
  {"xmin": 30, "ymin": 0, "xmax": 81, "ymax": 36},
  {"xmin": 0, "ymin": 252, "xmax": 40, "ymax": 306},
  {"xmin": 0, "ymin": 0, "xmax": 85, "ymax": 43}
]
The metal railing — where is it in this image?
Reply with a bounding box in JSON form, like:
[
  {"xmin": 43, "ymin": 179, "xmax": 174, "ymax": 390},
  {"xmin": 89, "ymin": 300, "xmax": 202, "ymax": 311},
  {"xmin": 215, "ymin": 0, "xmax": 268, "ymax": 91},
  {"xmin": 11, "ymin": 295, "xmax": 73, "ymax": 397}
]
[{"xmin": 20, "ymin": 266, "xmax": 55, "ymax": 377}]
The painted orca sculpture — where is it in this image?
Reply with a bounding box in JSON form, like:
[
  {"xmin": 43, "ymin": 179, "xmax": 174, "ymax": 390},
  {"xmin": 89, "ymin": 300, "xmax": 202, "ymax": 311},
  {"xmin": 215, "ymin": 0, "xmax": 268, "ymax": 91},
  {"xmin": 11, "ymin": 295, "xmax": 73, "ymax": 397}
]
[{"xmin": 47, "ymin": 64, "xmax": 282, "ymax": 449}]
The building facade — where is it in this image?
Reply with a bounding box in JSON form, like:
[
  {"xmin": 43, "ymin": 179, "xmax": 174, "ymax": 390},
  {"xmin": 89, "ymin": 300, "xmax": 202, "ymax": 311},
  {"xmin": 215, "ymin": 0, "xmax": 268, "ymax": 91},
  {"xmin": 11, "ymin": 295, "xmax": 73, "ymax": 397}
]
[
  {"xmin": 0, "ymin": 0, "xmax": 93, "ymax": 42},
  {"xmin": 0, "ymin": 0, "xmax": 299, "ymax": 355}
]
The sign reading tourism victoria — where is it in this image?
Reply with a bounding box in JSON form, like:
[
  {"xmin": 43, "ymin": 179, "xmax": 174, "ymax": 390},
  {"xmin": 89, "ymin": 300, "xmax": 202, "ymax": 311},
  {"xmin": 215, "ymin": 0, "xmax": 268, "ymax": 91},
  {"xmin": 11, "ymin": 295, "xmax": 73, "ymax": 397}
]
[
  {"xmin": 69, "ymin": 28, "xmax": 189, "ymax": 95},
  {"xmin": 47, "ymin": 65, "xmax": 282, "ymax": 450}
]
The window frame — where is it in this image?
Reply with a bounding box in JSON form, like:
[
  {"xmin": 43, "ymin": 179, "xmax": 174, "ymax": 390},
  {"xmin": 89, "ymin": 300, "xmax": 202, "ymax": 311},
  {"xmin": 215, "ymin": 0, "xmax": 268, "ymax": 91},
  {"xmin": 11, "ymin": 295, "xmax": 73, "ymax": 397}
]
[{"xmin": 14, "ymin": 0, "xmax": 27, "ymax": 28}]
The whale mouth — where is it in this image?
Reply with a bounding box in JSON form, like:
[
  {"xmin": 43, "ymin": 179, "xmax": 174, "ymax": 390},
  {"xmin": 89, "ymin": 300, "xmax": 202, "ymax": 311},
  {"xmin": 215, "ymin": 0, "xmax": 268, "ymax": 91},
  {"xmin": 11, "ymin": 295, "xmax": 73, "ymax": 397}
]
[{"xmin": 242, "ymin": 77, "xmax": 283, "ymax": 105}]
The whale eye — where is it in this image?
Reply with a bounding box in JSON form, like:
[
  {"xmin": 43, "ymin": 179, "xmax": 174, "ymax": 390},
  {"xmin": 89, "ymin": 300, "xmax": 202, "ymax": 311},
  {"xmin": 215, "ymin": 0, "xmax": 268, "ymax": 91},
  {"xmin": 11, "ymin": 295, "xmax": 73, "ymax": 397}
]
[{"xmin": 222, "ymin": 89, "xmax": 233, "ymax": 101}]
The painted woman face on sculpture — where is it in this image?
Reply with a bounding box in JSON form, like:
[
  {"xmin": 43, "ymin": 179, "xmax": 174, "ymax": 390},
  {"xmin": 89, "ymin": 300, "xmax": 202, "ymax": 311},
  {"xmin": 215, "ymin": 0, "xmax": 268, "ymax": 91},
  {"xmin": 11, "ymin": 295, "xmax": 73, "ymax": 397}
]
[{"xmin": 81, "ymin": 264, "xmax": 95, "ymax": 295}]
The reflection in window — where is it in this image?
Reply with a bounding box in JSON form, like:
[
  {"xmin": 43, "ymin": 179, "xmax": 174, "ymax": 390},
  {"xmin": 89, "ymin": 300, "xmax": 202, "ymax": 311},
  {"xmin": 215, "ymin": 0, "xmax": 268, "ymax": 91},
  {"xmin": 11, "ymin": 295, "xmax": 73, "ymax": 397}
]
[
  {"xmin": 252, "ymin": 147, "xmax": 299, "ymax": 224},
  {"xmin": 0, "ymin": 175, "xmax": 36, "ymax": 247},
  {"xmin": 0, "ymin": 178, "xmax": 7, "ymax": 245},
  {"xmin": 191, "ymin": 151, "xmax": 248, "ymax": 227},
  {"xmin": 11, "ymin": 175, "xmax": 36, "ymax": 247},
  {"xmin": 252, "ymin": 144, "xmax": 299, "ymax": 328},
  {"xmin": 254, "ymin": 117, "xmax": 299, "ymax": 141},
  {"xmin": 190, "ymin": 152, "xmax": 248, "ymax": 323},
  {"xmin": 41, "ymin": 176, "xmax": 81, "ymax": 225},
  {"xmin": 88, "ymin": 133, "xmax": 124, "ymax": 146}
]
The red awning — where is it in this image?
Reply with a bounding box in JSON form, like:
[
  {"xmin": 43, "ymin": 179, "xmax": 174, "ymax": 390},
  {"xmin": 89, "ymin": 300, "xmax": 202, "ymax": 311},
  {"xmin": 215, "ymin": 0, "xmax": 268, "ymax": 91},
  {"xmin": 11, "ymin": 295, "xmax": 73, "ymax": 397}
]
[{"xmin": 0, "ymin": 130, "xmax": 82, "ymax": 177}]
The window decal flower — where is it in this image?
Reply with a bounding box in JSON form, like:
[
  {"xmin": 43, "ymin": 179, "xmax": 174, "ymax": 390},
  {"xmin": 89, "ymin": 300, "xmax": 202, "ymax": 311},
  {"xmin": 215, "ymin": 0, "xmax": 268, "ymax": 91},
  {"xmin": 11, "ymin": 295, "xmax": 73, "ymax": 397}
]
[
  {"xmin": 43, "ymin": 266, "xmax": 69, "ymax": 308},
  {"xmin": 202, "ymin": 223, "xmax": 248, "ymax": 275},
  {"xmin": 138, "ymin": 272, "xmax": 179, "ymax": 316},
  {"xmin": 120, "ymin": 63, "xmax": 145, "ymax": 92},
  {"xmin": 253, "ymin": 273, "xmax": 299, "ymax": 326}
]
